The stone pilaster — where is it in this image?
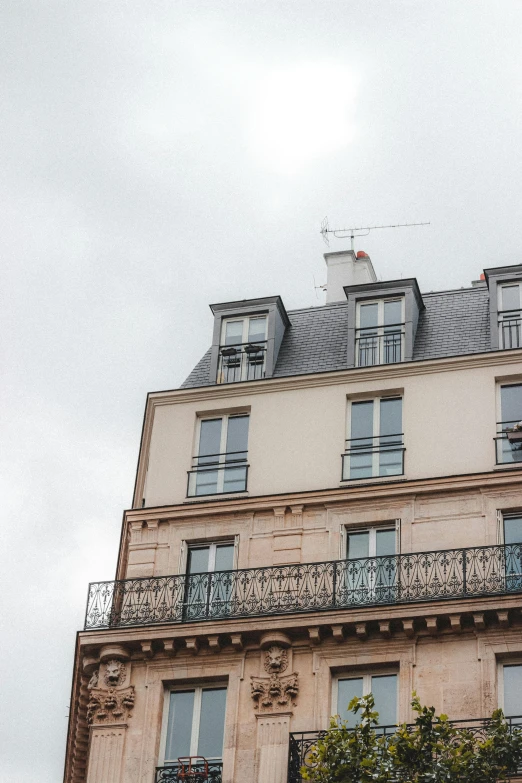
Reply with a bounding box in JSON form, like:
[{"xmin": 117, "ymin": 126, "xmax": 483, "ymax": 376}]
[{"xmin": 256, "ymin": 712, "xmax": 292, "ymax": 783}]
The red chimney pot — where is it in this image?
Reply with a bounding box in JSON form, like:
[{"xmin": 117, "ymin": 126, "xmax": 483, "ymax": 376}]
[
  {"xmin": 356, "ymin": 250, "xmax": 369, "ymax": 259},
  {"xmin": 480, "ymin": 273, "xmax": 485, "ymax": 280}
]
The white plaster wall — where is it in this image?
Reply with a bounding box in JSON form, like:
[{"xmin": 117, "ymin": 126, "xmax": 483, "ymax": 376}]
[{"xmin": 143, "ymin": 359, "xmax": 522, "ymax": 508}]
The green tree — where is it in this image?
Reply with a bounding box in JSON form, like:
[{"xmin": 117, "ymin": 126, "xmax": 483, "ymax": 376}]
[{"xmin": 302, "ymin": 693, "xmax": 522, "ymax": 783}]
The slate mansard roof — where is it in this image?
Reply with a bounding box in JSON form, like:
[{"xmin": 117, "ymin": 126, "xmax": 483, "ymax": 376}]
[{"xmin": 181, "ymin": 285, "xmax": 491, "ymax": 389}]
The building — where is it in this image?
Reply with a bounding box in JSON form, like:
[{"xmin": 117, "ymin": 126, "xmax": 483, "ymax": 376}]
[{"xmin": 64, "ymin": 249, "xmax": 522, "ymax": 783}]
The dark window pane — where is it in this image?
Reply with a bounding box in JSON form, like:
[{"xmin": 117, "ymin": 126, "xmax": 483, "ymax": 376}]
[
  {"xmin": 380, "ymin": 398, "xmax": 402, "ymax": 438},
  {"xmin": 505, "ymin": 517, "xmax": 522, "ymax": 545},
  {"xmin": 195, "ymin": 470, "xmax": 219, "ymax": 496},
  {"xmin": 248, "ymin": 316, "xmax": 267, "ymax": 343},
  {"xmin": 359, "ymin": 303, "xmax": 378, "ymax": 330},
  {"xmin": 337, "ymin": 678, "xmax": 363, "ymax": 727},
  {"xmin": 223, "ymin": 465, "xmax": 247, "ymax": 492},
  {"xmin": 347, "ymin": 532, "xmax": 369, "ymax": 560},
  {"xmin": 224, "ymin": 320, "xmax": 243, "ymax": 345},
  {"xmin": 501, "ymin": 385, "xmax": 522, "ymax": 426},
  {"xmin": 188, "ymin": 547, "xmax": 210, "ymax": 574},
  {"xmin": 165, "ymin": 691, "xmax": 194, "ymax": 761},
  {"xmin": 226, "ymin": 416, "xmax": 249, "ymax": 459},
  {"xmin": 351, "ymin": 401, "xmax": 374, "ymax": 440},
  {"xmin": 384, "ymin": 300, "xmax": 402, "ymax": 326},
  {"xmin": 502, "ymin": 286, "xmax": 520, "ymax": 312},
  {"xmin": 504, "ymin": 665, "xmax": 522, "ymax": 717},
  {"xmin": 215, "ymin": 544, "xmax": 234, "ymax": 571},
  {"xmin": 376, "ymin": 529, "xmax": 396, "ymax": 556},
  {"xmin": 198, "ymin": 419, "xmax": 222, "ymax": 462},
  {"xmin": 198, "ymin": 688, "xmax": 227, "ymax": 759},
  {"xmin": 371, "ymin": 675, "xmax": 397, "ymax": 726}
]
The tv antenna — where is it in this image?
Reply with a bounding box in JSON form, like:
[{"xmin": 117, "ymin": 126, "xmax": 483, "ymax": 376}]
[{"xmin": 320, "ymin": 217, "xmax": 430, "ymax": 250}]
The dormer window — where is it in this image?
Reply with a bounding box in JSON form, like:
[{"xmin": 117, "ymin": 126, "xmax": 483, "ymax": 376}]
[
  {"xmin": 218, "ymin": 316, "xmax": 268, "ymax": 383},
  {"xmin": 498, "ymin": 283, "xmax": 522, "ymax": 349},
  {"xmin": 355, "ymin": 298, "xmax": 405, "ymax": 367}
]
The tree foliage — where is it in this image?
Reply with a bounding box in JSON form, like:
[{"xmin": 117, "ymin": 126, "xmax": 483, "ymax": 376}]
[{"xmin": 301, "ymin": 693, "xmax": 522, "ymax": 783}]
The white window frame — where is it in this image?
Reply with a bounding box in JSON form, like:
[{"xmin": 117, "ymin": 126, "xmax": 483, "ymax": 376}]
[
  {"xmin": 189, "ymin": 414, "xmax": 249, "ymax": 496},
  {"xmin": 159, "ymin": 683, "xmax": 228, "ymax": 765},
  {"xmin": 498, "ymin": 283, "xmax": 522, "ymax": 349},
  {"xmin": 344, "ymin": 396, "xmax": 404, "ymax": 480},
  {"xmin": 496, "ymin": 382, "xmax": 522, "ymax": 464},
  {"xmin": 355, "ymin": 297, "xmax": 405, "ymax": 367},
  {"xmin": 332, "ymin": 670, "xmax": 398, "ymax": 722},
  {"xmin": 220, "ymin": 315, "xmax": 268, "ymax": 346},
  {"xmin": 187, "ymin": 540, "xmax": 236, "ymax": 574},
  {"xmin": 498, "ymin": 661, "xmax": 522, "ymax": 717},
  {"xmin": 344, "ymin": 522, "xmax": 400, "ymax": 560}
]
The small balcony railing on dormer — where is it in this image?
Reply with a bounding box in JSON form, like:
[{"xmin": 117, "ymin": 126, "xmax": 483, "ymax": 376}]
[
  {"xmin": 84, "ymin": 542, "xmax": 522, "ymax": 630},
  {"xmin": 217, "ymin": 341, "xmax": 267, "ymax": 384},
  {"xmin": 355, "ymin": 324, "xmax": 404, "ymax": 367},
  {"xmin": 499, "ymin": 310, "xmax": 522, "ymax": 350}
]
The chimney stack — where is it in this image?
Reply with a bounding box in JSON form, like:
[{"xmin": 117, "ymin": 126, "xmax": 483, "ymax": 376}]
[{"xmin": 324, "ymin": 249, "xmax": 377, "ymax": 303}]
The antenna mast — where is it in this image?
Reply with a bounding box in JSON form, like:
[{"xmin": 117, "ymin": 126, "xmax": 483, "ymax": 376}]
[{"xmin": 320, "ymin": 217, "xmax": 430, "ymax": 250}]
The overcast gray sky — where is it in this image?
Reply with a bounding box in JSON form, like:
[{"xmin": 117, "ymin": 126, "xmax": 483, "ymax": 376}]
[{"xmin": 2, "ymin": 2, "xmax": 522, "ymax": 780}]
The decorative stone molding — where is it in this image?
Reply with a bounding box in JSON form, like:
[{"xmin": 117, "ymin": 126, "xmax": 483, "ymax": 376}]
[
  {"xmin": 251, "ymin": 644, "xmax": 299, "ymax": 713},
  {"xmin": 87, "ymin": 687, "xmax": 135, "ymax": 725},
  {"xmin": 99, "ymin": 644, "xmax": 130, "ymax": 663},
  {"xmin": 260, "ymin": 631, "xmax": 291, "ymax": 649},
  {"xmin": 104, "ymin": 660, "xmax": 126, "ymax": 688}
]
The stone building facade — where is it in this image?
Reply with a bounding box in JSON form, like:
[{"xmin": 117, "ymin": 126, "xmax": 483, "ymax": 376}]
[{"xmin": 64, "ymin": 251, "xmax": 522, "ymax": 783}]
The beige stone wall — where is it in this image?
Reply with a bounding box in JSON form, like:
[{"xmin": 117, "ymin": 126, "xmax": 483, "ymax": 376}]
[
  {"xmin": 139, "ymin": 355, "xmax": 522, "ymax": 509},
  {"xmin": 123, "ymin": 484, "xmax": 522, "ymax": 579},
  {"xmin": 79, "ymin": 622, "xmax": 522, "ymax": 783}
]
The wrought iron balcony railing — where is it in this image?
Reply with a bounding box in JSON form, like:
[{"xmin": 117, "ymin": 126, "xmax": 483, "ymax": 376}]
[
  {"xmin": 289, "ymin": 717, "xmax": 522, "ymax": 783},
  {"xmin": 217, "ymin": 341, "xmax": 267, "ymax": 384},
  {"xmin": 499, "ymin": 311, "xmax": 522, "ymax": 350},
  {"xmin": 84, "ymin": 542, "xmax": 522, "ymax": 630},
  {"xmin": 355, "ymin": 324, "xmax": 404, "ymax": 367},
  {"xmin": 342, "ymin": 432, "xmax": 405, "ymax": 480},
  {"xmin": 155, "ymin": 761, "xmax": 223, "ymax": 782},
  {"xmin": 187, "ymin": 450, "xmax": 249, "ymax": 496},
  {"xmin": 496, "ymin": 419, "xmax": 522, "ymax": 465}
]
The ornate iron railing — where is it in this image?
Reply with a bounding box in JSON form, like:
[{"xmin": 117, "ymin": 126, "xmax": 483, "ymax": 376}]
[
  {"xmin": 155, "ymin": 761, "xmax": 223, "ymax": 782},
  {"xmin": 84, "ymin": 542, "xmax": 522, "ymax": 630},
  {"xmin": 289, "ymin": 717, "xmax": 522, "ymax": 782},
  {"xmin": 217, "ymin": 341, "xmax": 267, "ymax": 383},
  {"xmin": 499, "ymin": 311, "xmax": 522, "ymax": 350}
]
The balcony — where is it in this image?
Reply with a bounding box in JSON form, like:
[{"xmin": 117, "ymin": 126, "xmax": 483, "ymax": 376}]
[
  {"xmin": 84, "ymin": 542, "xmax": 522, "ymax": 630},
  {"xmin": 355, "ymin": 324, "xmax": 404, "ymax": 367},
  {"xmin": 496, "ymin": 420, "xmax": 522, "ymax": 465},
  {"xmin": 187, "ymin": 453, "xmax": 249, "ymax": 497},
  {"xmin": 499, "ymin": 311, "xmax": 522, "ymax": 350},
  {"xmin": 155, "ymin": 762, "xmax": 222, "ymax": 782},
  {"xmin": 289, "ymin": 718, "xmax": 522, "ymax": 783},
  {"xmin": 216, "ymin": 341, "xmax": 267, "ymax": 384}
]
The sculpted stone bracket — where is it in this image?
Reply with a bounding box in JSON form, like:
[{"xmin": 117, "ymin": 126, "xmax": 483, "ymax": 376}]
[
  {"xmin": 251, "ymin": 644, "xmax": 299, "ymax": 713},
  {"xmin": 86, "ymin": 658, "xmax": 135, "ymax": 726}
]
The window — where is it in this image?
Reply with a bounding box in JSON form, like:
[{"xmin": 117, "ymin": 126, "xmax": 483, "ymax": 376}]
[
  {"xmin": 163, "ymin": 686, "xmax": 227, "ymax": 771},
  {"xmin": 498, "ymin": 284, "xmax": 522, "ymax": 349},
  {"xmin": 335, "ymin": 673, "xmax": 398, "ymax": 728},
  {"xmin": 503, "ymin": 515, "xmax": 522, "ymax": 591},
  {"xmin": 355, "ymin": 298, "xmax": 404, "ymax": 367},
  {"xmin": 501, "ymin": 664, "xmax": 522, "ymax": 721},
  {"xmin": 217, "ymin": 315, "xmax": 268, "ymax": 383},
  {"xmin": 343, "ymin": 397, "xmax": 404, "ymax": 480},
  {"xmin": 184, "ymin": 542, "xmax": 235, "ymax": 620},
  {"xmin": 340, "ymin": 526, "xmax": 398, "ymax": 604},
  {"xmin": 188, "ymin": 414, "xmax": 249, "ymax": 496},
  {"xmin": 496, "ymin": 384, "xmax": 522, "ymax": 464}
]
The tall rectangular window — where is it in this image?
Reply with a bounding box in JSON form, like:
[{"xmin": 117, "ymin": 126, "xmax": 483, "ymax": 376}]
[
  {"xmin": 217, "ymin": 315, "xmax": 268, "ymax": 383},
  {"xmin": 343, "ymin": 526, "xmax": 397, "ymax": 603},
  {"xmin": 497, "ymin": 384, "xmax": 522, "ymax": 464},
  {"xmin": 503, "ymin": 515, "xmax": 522, "ymax": 592},
  {"xmin": 498, "ymin": 284, "xmax": 522, "ymax": 349},
  {"xmin": 343, "ymin": 397, "xmax": 404, "ymax": 480},
  {"xmin": 188, "ymin": 414, "xmax": 249, "ymax": 496},
  {"xmin": 502, "ymin": 665, "xmax": 522, "ymax": 720},
  {"xmin": 336, "ymin": 673, "xmax": 398, "ymax": 728},
  {"xmin": 163, "ymin": 686, "xmax": 227, "ymax": 768},
  {"xmin": 356, "ymin": 298, "xmax": 404, "ymax": 366},
  {"xmin": 184, "ymin": 542, "xmax": 235, "ymax": 620}
]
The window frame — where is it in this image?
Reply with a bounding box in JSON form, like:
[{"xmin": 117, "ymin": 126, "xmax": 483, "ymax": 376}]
[
  {"xmin": 217, "ymin": 315, "xmax": 269, "ymax": 383},
  {"xmin": 220, "ymin": 315, "xmax": 268, "ymax": 346},
  {"xmin": 343, "ymin": 395, "xmax": 405, "ymax": 481},
  {"xmin": 159, "ymin": 682, "xmax": 228, "ymax": 766},
  {"xmin": 343, "ymin": 522, "xmax": 400, "ymax": 560},
  {"xmin": 497, "ymin": 283, "xmax": 522, "ymax": 350},
  {"xmin": 332, "ymin": 670, "xmax": 399, "ymax": 725},
  {"xmin": 355, "ymin": 297, "xmax": 405, "ymax": 367},
  {"xmin": 187, "ymin": 413, "xmax": 250, "ymax": 497},
  {"xmin": 187, "ymin": 541, "xmax": 236, "ymax": 574},
  {"xmin": 495, "ymin": 382, "xmax": 522, "ymax": 465}
]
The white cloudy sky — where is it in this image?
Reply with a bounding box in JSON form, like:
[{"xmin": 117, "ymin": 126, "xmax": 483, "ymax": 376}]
[{"xmin": 2, "ymin": 2, "xmax": 522, "ymax": 780}]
